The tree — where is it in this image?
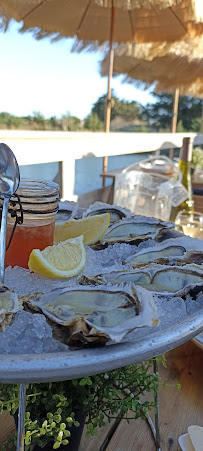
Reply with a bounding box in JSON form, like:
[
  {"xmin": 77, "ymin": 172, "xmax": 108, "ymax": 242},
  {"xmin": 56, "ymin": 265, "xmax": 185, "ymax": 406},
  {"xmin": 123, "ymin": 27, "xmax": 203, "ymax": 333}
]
[
  {"xmin": 84, "ymin": 113, "xmax": 103, "ymax": 131},
  {"xmin": 142, "ymin": 92, "xmax": 203, "ymax": 132},
  {"xmin": 91, "ymin": 92, "xmax": 141, "ymax": 125},
  {"xmin": 176, "ymin": 120, "xmax": 186, "ymax": 133},
  {"xmin": 61, "ymin": 112, "xmax": 81, "ymax": 131},
  {"xmin": 32, "ymin": 111, "xmax": 45, "ymax": 128},
  {"xmin": 0, "ymin": 112, "xmax": 22, "ymax": 129}
]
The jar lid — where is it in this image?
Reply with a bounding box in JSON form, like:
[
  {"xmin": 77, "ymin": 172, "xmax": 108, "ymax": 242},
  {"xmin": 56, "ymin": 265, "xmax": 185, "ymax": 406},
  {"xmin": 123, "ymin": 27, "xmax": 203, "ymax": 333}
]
[
  {"xmin": 16, "ymin": 179, "xmax": 59, "ymax": 200},
  {"xmin": 0, "ymin": 179, "xmax": 59, "ymax": 215}
]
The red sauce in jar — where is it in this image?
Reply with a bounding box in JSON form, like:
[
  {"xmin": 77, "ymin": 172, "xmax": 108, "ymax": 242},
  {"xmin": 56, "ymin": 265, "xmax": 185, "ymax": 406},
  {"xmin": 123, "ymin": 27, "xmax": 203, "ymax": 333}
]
[{"xmin": 5, "ymin": 222, "xmax": 55, "ymax": 269}]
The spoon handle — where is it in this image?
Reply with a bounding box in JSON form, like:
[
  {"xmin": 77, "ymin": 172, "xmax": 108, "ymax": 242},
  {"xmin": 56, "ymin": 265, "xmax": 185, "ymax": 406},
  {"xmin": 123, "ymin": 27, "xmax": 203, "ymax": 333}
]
[{"xmin": 0, "ymin": 196, "xmax": 10, "ymax": 283}]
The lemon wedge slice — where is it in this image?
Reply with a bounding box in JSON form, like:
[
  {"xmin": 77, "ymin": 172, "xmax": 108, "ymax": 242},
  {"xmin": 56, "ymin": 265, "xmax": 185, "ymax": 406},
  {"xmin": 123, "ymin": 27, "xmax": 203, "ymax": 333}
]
[
  {"xmin": 28, "ymin": 235, "xmax": 86, "ymax": 278},
  {"xmin": 54, "ymin": 213, "xmax": 110, "ymax": 245}
]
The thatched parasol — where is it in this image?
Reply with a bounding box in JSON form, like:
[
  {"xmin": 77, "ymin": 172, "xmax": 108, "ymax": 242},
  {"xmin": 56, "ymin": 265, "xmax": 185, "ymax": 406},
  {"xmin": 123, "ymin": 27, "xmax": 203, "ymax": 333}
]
[
  {"xmin": 101, "ymin": 37, "xmax": 203, "ymax": 91},
  {"xmin": 101, "ymin": 36, "xmax": 203, "ymax": 134},
  {"xmin": 1, "ymin": 0, "xmax": 203, "ymax": 178},
  {"xmin": 0, "ymin": 1, "xmax": 203, "ymax": 44}
]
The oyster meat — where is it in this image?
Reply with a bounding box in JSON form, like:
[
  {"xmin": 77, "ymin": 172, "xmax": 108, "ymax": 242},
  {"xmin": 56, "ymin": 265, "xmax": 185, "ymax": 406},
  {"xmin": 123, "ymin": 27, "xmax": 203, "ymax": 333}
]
[
  {"xmin": 56, "ymin": 200, "xmax": 79, "ymax": 222},
  {"xmin": 79, "ymin": 269, "xmax": 151, "ymax": 286},
  {"xmin": 100, "ymin": 216, "xmax": 174, "ymax": 244},
  {"xmin": 83, "ymin": 201, "xmax": 132, "ymax": 224},
  {"xmin": 123, "ymin": 244, "xmax": 186, "ymax": 267},
  {"xmin": 0, "ymin": 284, "xmax": 22, "ymax": 332},
  {"xmin": 23, "ymin": 284, "xmax": 158, "ymax": 346},
  {"xmin": 151, "ymin": 266, "xmax": 203, "ymax": 294}
]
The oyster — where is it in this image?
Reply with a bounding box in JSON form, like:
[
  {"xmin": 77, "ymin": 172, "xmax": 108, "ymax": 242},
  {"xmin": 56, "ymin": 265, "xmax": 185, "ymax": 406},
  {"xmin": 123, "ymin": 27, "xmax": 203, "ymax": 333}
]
[
  {"xmin": 79, "ymin": 269, "xmax": 151, "ymax": 286},
  {"xmin": 151, "ymin": 266, "xmax": 203, "ymax": 294},
  {"xmin": 83, "ymin": 201, "xmax": 132, "ymax": 224},
  {"xmin": 180, "ymin": 250, "xmax": 203, "ymax": 266},
  {"xmin": 123, "ymin": 244, "xmax": 186, "ymax": 268},
  {"xmin": 23, "ymin": 284, "xmax": 158, "ymax": 346},
  {"xmin": 100, "ymin": 216, "xmax": 174, "ymax": 245},
  {"xmin": 56, "ymin": 200, "xmax": 79, "ymax": 222},
  {"xmin": 0, "ymin": 284, "xmax": 22, "ymax": 332}
]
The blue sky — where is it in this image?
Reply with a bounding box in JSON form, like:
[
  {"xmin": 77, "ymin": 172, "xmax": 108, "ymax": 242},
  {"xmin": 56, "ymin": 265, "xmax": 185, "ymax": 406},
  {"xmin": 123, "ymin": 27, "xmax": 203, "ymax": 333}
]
[{"xmin": 0, "ymin": 20, "xmax": 154, "ymax": 120}]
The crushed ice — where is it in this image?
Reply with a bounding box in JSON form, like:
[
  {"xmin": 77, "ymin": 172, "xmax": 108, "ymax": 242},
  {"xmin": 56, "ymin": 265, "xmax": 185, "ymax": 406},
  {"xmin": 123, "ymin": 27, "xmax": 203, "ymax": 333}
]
[{"xmin": 1, "ymin": 236, "xmax": 203, "ymax": 355}]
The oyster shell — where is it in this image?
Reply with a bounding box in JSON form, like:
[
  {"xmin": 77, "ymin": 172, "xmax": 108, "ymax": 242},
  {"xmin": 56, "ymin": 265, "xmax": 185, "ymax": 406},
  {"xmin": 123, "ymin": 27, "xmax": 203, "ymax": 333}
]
[
  {"xmin": 83, "ymin": 201, "xmax": 132, "ymax": 224},
  {"xmin": 23, "ymin": 284, "xmax": 158, "ymax": 346},
  {"xmin": 79, "ymin": 269, "xmax": 151, "ymax": 286},
  {"xmin": 123, "ymin": 244, "xmax": 186, "ymax": 268},
  {"xmin": 100, "ymin": 216, "xmax": 174, "ymax": 244},
  {"xmin": 151, "ymin": 266, "xmax": 203, "ymax": 294},
  {"xmin": 0, "ymin": 284, "xmax": 22, "ymax": 332},
  {"xmin": 56, "ymin": 200, "xmax": 79, "ymax": 222},
  {"xmin": 180, "ymin": 250, "xmax": 203, "ymax": 266}
]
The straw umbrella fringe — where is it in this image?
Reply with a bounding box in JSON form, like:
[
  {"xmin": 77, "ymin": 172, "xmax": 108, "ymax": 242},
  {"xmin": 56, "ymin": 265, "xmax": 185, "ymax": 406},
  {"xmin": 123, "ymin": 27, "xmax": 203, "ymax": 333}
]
[
  {"xmin": 100, "ymin": 37, "xmax": 203, "ymax": 98},
  {"xmin": 100, "ymin": 37, "xmax": 203, "ymax": 155},
  {"xmin": 95, "ymin": 0, "xmax": 182, "ymax": 8}
]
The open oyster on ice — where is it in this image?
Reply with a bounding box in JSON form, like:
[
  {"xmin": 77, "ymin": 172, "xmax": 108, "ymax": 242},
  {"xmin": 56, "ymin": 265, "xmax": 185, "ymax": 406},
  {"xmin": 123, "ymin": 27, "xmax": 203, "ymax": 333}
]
[
  {"xmin": 83, "ymin": 201, "xmax": 132, "ymax": 224},
  {"xmin": 150, "ymin": 266, "xmax": 203, "ymax": 296},
  {"xmin": 123, "ymin": 237, "xmax": 203, "ymax": 268},
  {"xmin": 79, "ymin": 264, "xmax": 203, "ymax": 296},
  {"xmin": 100, "ymin": 216, "xmax": 174, "ymax": 245},
  {"xmin": 123, "ymin": 243, "xmax": 186, "ymax": 267},
  {"xmin": 23, "ymin": 284, "xmax": 158, "ymax": 346},
  {"xmin": 0, "ymin": 284, "xmax": 22, "ymax": 332},
  {"xmin": 79, "ymin": 269, "xmax": 152, "ymax": 287}
]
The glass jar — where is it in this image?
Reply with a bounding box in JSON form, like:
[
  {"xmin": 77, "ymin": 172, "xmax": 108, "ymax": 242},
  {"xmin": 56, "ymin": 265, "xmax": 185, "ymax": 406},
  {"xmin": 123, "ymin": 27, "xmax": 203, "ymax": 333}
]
[{"xmin": 1, "ymin": 179, "xmax": 59, "ymax": 269}]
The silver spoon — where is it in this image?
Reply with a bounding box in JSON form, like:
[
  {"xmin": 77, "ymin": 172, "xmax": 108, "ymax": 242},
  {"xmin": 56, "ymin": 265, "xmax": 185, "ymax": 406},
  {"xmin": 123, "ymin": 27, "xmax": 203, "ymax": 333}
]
[
  {"xmin": 0, "ymin": 144, "xmax": 26, "ymax": 451},
  {"xmin": 0, "ymin": 143, "xmax": 20, "ymax": 282}
]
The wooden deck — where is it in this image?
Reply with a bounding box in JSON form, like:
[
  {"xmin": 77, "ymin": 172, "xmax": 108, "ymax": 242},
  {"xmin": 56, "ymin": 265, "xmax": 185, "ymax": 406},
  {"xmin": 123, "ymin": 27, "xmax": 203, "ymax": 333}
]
[
  {"xmin": 79, "ymin": 340, "xmax": 203, "ymax": 451},
  {"xmin": 0, "ymin": 340, "xmax": 202, "ymax": 450}
]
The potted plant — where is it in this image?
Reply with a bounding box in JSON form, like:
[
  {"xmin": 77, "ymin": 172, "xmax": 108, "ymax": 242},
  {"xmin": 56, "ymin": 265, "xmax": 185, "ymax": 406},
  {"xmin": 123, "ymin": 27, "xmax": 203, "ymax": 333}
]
[{"xmin": 0, "ymin": 356, "xmax": 173, "ymax": 451}]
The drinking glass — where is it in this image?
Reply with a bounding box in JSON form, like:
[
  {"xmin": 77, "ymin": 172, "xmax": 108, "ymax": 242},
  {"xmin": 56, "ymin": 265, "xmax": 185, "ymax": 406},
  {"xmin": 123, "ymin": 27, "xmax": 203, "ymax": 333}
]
[{"xmin": 175, "ymin": 210, "xmax": 203, "ymax": 239}]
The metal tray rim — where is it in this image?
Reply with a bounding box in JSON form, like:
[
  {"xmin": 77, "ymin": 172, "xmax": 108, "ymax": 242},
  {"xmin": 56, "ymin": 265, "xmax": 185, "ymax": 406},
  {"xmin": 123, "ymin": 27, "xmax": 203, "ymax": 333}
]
[{"xmin": 0, "ymin": 308, "xmax": 203, "ymax": 384}]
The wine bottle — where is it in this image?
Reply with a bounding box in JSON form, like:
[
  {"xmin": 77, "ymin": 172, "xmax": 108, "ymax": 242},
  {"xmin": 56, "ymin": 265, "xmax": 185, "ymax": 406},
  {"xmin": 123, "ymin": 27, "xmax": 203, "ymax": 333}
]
[
  {"xmin": 170, "ymin": 137, "xmax": 194, "ymax": 221},
  {"xmin": 178, "ymin": 137, "xmax": 194, "ymax": 212}
]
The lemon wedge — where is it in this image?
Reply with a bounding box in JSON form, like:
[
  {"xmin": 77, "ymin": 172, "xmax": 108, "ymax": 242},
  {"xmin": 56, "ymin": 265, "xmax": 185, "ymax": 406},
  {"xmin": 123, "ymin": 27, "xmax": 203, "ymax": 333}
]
[
  {"xmin": 28, "ymin": 235, "xmax": 86, "ymax": 278},
  {"xmin": 54, "ymin": 213, "xmax": 110, "ymax": 245}
]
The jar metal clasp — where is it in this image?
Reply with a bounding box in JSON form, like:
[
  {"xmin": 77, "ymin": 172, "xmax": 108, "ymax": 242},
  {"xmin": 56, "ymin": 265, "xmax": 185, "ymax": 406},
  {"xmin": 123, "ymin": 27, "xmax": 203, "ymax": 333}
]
[{"xmin": 6, "ymin": 195, "xmax": 24, "ymax": 251}]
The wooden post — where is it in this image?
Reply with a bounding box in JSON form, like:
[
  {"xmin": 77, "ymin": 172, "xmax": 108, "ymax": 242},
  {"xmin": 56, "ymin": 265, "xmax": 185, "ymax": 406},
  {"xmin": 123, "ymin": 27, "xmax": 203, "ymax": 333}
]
[
  {"xmin": 102, "ymin": 2, "xmax": 115, "ymax": 187},
  {"xmin": 200, "ymin": 101, "xmax": 203, "ymax": 133},
  {"xmin": 170, "ymin": 87, "xmax": 180, "ymax": 159}
]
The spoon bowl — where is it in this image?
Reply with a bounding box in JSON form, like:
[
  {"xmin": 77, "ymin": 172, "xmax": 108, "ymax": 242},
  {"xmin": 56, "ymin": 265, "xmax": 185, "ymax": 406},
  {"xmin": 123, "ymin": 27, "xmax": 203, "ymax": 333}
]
[
  {"xmin": 0, "ymin": 143, "xmax": 20, "ymax": 281},
  {"xmin": 0, "ymin": 143, "xmax": 20, "ymax": 197}
]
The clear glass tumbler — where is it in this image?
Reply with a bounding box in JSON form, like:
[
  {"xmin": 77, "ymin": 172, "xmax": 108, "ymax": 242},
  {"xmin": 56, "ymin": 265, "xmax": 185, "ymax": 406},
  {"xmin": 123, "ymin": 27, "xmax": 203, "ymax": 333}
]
[{"xmin": 175, "ymin": 210, "xmax": 203, "ymax": 239}]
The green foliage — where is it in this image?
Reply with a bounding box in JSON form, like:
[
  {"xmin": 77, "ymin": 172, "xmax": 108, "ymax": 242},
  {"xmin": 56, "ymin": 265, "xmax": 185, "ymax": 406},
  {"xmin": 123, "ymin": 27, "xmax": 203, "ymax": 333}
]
[
  {"xmin": 0, "ymin": 92, "xmax": 202, "ymax": 133},
  {"xmin": 191, "ymin": 147, "xmax": 203, "ymax": 169},
  {"xmin": 176, "ymin": 120, "xmax": 186, "ymax": 133},
  {"xmin": 61, "ymin": 112, "xmax": 81, "ymax": 131},
  {"xmin": 143, "ymin": 92, "xmax": 203, "ymax": 132},
  {"xmin": 91, "ymin": 93, "xmax": 141, "ymax": 126},
  {"xmin": 191, "ymin": 117, "xmax": 202, "ymax": 133},
  {"xmin": 0, "ymin": 112, "xmax": 23, "ymax": 129},
  {"xmin": 32, "ymin": 111, "xmax": 45, "ymax": 126},
  {"xmin": 0, "ymin": 432, "xmax": 16, "ymax": 450},
  {"xmin": 84, "ymin": 113, "xmax": 103, "ymax": 131},
  {"xmin": 0, "ymin": 357, "xmax": 167, "ymax": 450}
]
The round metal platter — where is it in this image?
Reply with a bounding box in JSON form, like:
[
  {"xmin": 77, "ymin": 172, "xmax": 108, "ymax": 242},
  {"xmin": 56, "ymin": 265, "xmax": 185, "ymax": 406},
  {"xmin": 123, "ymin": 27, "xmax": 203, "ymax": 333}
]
[
  {"xmin": 0, "ymin": 229, "xmax": 203, "ymax": 384},
  {"xmin": 0, "ymin": 307, "xmax": 203, "ymax": 384}
]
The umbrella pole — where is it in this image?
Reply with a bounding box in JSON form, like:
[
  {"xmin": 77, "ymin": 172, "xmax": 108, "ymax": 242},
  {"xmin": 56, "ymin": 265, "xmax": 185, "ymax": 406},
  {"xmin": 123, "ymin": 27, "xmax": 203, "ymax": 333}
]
[
  {"xmin": 102, "ymin": 3, "xmax": 115, "ymax": 187},
  {"xmin": 200, "ymin": 100, "xmax": 203, "ymax": 133},
  {"xmin": 170, "ymin": 87, "xmax": 179, "ymax": 159}
]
